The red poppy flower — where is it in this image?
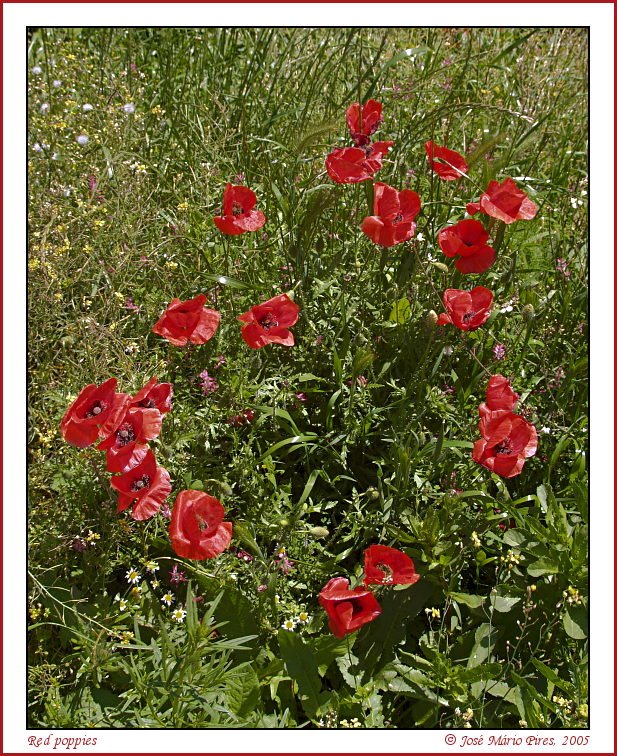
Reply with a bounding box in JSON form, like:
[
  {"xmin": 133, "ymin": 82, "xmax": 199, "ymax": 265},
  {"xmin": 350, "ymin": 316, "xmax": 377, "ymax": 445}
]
[
  {"xmin": 424, "ymin": 140, "xmax": 469, "ymax": 181},
  {"xmin": 466, "ymin": 178, "xmax": 538, "ymax": 224},
  {"xmin": 110, "ymin": 449, "xmax": 171, "ymax": 520},
  {"xmin": 213, "ymin": 183, "xmax": 266, "ymax": 235},
  {"xmin": 98, "ymin": 407, "xmax": 163, "ymax": 473},
  {"xmin": 152, "ymin": 294, "xmax": 220, "ymax": 347},
  {"xmin": 346, "ymin": 99, "xmax": 383, "ymax": 145},
  {"xmin": 472, "ymin": 409, "xmax": 538, "ymax": 478},
  {"xmin": 238, "ymin": 293, "xmax": 300, "ymax": 349},
  {"xmin": 360, "ymin": 182, "xmax": 421, "ymax": 248},
  {"xmin": 227, "ymin": 408, "xmax": 255, "ymax": 426},
  {"xmin": 437, "ymin": 219, "xmax": 496, "ymax": 274},
  {"xmin": 319, "ymin": 577, "xmax": 381, "ymax": 638},
  {"xmin": 437, "ymin": 287, "xmax": 493, "ymax": 331},
  {"xmin": 169, "ymin": 490, "xmax": 233, "ymax": 560},
  {"xmin": 325, "ymin": 141, "xmax": 394, "ymax": 184},
  {"xmin": 479, "ymin": 374, "xmax": 519, "ymax": 415},
  {"xmin": 130, "ymin": 377, "xmax": 173, "ymax": 414},
  {"xmin": 363, "ymin": 545, "xmax": 421, "ymax": 587},
  {"xmin": 60, "ymin": 378, "xmax": 130, "ymax": 448}
]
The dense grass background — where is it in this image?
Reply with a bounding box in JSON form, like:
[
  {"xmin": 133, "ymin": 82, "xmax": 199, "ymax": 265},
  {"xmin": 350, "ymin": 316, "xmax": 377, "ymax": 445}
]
[{"xmin": 28, "ymin": 27, "xmax": 588, "ymax": 729}]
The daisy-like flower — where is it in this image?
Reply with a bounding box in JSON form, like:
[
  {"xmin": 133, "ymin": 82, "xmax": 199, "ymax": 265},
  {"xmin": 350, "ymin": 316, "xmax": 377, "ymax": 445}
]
[
  {"xmin": 281, "ymin": 618, "xmax": 297, "ymax": 631},
  {"xmin": 117, "ymin": 598, "xmax": 129, "ymax": 612},
  {"xmin": 297, "ymin": 611, "xmax": 311, "ymax": 624},
  {"xmin": 151, "ymin": 579, "xmax": 160, "ymax": 590},
  {"xmin": 161, "ymin": 592, "xmax": 175, "ymax": 607},
  {"xmin": 144, "ymin": 560, "xmax": 159, "ymax": 573},
  {"xmin": 171, "ymin": 608, "xmax": 187, "ymax": 624},
  {"xmin": 126, "ymin": 567, "xmax": 141, "ymax": 585},
  {"xmin": 130, "ymin": 586, "xmax": 142, "ymax": 600}
]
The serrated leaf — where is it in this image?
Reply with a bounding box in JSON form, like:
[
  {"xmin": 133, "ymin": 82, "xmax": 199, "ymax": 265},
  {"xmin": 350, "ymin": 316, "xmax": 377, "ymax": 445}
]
[{"xmin": 278, "ymin": 629, "xmax": 325, "ymax": 719}]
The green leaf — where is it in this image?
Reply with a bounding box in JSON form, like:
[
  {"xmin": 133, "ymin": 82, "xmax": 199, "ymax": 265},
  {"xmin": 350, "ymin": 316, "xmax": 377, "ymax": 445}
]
[
  {"xmin": 563, "ymin": 605, "xmax": 588, "ymax": 639},
  {"xmin": 277, "ymin": 629, "xmax": 324, "ymax": 719},
  {"xmin": 389, "ymin": 297, "xmax": 411, "ymax": 324},
  {"xmin": 468, "ymin": 623, "xmax": 500, "ymax": 668},
  {"xmin": 310, "ymin": 635, "xmax": 353, "ymax": 676},
  {"xmin": 530, "ymin": 658, "xmax": 576, "ymax": 696},
  {"xmin": 527, "ymin": 558, "xmax": 559, "ymax": 577},
  {"xmin": 257, "ymin": 434, "xmax": 319, "ymax": 462},
  {"xmin": 489, "ymin": 592, "xmax": 521, "ymax": 613},
  {"xmin": 225, "ymin": 664, "xmax": 260, "ymax": 717},
  {"xmin": 448, "ymin": 592, "xmax": 485, "ymax": 609},
  {"xmin": 233, "ymin": 521, "xmax": 265, "ymax": 560}
]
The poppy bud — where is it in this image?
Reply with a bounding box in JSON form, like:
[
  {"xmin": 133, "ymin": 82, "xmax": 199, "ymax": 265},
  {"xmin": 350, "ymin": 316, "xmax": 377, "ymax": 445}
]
[
  {"xmin": 522, "ymin": 303, "xmax": 535, "ymax": 323},
  {"xmin": 309, "ymin": 526, "xmax": 329, "ymax": 539},
  {"xmin": 431, "ymin": 261, "xmax": 450, "ymax": 273},
  {"xmin": 279, "ymin": 518, "xmax": 289, "ymax": 527},
  {"xmin": 425, "ymin": 310, "xmax": 439, "ymax": 328},
  {"xmin": 366, "ymin": 487, "xmax": 380, "ymax": 501}
]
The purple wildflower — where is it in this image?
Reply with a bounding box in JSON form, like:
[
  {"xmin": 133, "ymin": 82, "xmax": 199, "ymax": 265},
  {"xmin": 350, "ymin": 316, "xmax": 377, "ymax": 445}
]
[
  {"xmin": 213, "ymin": 354, "xmax": 226, "ymax": 369},
  {"xmin": 492, "ymin": 343, "xmax": 507, "ymax": 361},
  {"xmin": 237, "ymin": 550, "xmax": 253, "ymax": 563},
  {"xmin": 556, "ymin": 258, "xmax": 571, "ymax": 279},
  {"xmin": 199, "ymin": 370, "xmax": 218, "ymax": 396},
  {"xmin": 295, "ymin": 392, "xmax": 307, "ymax": 403},
  {"xmin": 257, "ymin": 584, "xmax": 268, "ymax": 592},
  {"xmin": 169, "ymin": 564, "xmax": 188, "ymax": 585},
  {"xmin": 124, "ymin": 297, "xmax": 141, "ymax": 312},
  {"xmin": 276, "ymin": 555, "xmax": 295, "ymax": 575}
]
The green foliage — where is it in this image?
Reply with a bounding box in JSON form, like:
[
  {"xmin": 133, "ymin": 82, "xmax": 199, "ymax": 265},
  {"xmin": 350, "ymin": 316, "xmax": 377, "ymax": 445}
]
[{"xmin": 28, "ymin": 27, "xmax": 588, "ymax": 729}]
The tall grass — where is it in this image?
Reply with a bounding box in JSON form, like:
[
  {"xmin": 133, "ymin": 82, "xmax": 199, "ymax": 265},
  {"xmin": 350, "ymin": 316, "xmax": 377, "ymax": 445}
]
[{"xmin": 28, "ymin": 27, "xmax": 588, "ymax": 729}]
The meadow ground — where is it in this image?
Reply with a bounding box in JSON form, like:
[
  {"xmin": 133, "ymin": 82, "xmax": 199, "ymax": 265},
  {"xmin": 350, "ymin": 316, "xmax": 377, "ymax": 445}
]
[{"xmin": 27, "ymin": 27, "xmax": 588, "ymax": 729}]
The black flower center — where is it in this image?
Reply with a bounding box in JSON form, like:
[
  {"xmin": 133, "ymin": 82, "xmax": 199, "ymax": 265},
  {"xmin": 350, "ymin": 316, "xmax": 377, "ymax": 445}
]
[
  {"xmin": 258, "ymin": 312, "xmax": 278, "ymax": 330},
  {"xmin": 85, "ymin": 401, "xmax": 106, "ymax": 418},
  {"xmin": 462, "ymin": 311, "xmax": 477, "ymax": 323},
  {"xmin": 116, "ymin": 423, "xmax": 136, "ymax": 447},
  {"xmin": 232, "ymin": 202, "xmax": 244, "ymax": 217},
  {"xmin": 131, "ymin": 474, "xmax": 151, "ymax": 492},
  {"xmin": 494, "ymin": 438, "xmax": 513, "ymax": 455},
  {"xmin": 376, "ymin": 562, "xmax": 394, "ymax": 583},
  {"xmin": 139, "ymin": 398, "xmax": 156, "ymax": 409},
  {"xmin": 394, "ymin": 213, "xmax": 403, "ymax": 223},
  {"xmin": 195, "ymin": 513, "xmax": 209, "ymax": 532}
]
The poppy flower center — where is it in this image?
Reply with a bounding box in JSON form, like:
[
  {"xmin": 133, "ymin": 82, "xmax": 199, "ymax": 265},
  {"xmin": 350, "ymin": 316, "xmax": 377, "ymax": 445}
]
[
  {"xmin": 393, "ymin": 213, "xmax": 403, "ymax": 223},
  {"xmin": 131, "ymin": 474, "xmax": 151, "ymax": 492},
  {"xmin": 258, "ymin": 312, "xmax": 279, "ymax": 330},
  {"xmin": 376, "ymin": 562, "xmax": 394, "ymax": 584},
  {"xmin": 139, "ymin": 398, "xmax": 156, "ymax": 409},
  {"xmin": 195, "ymin": 513, "xmax": 209, "ymax": 532},
  {"xmin": 232, "ymin": 202, "xmax": 244, "ymax": 217},
  {"xmin": 85, "ymin": 401, "xmax": 106, "ymax": 418},
  {"xmin": 493, "ymin": 437, "xmax": 513, "ymax": 455},
  {"xmin": 462, "ymin": 310, "xmax": 477, "ymax": 323},
  {"xmin": 116, "ymin": 422, "xmax": 136, "ymax": 447}
]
